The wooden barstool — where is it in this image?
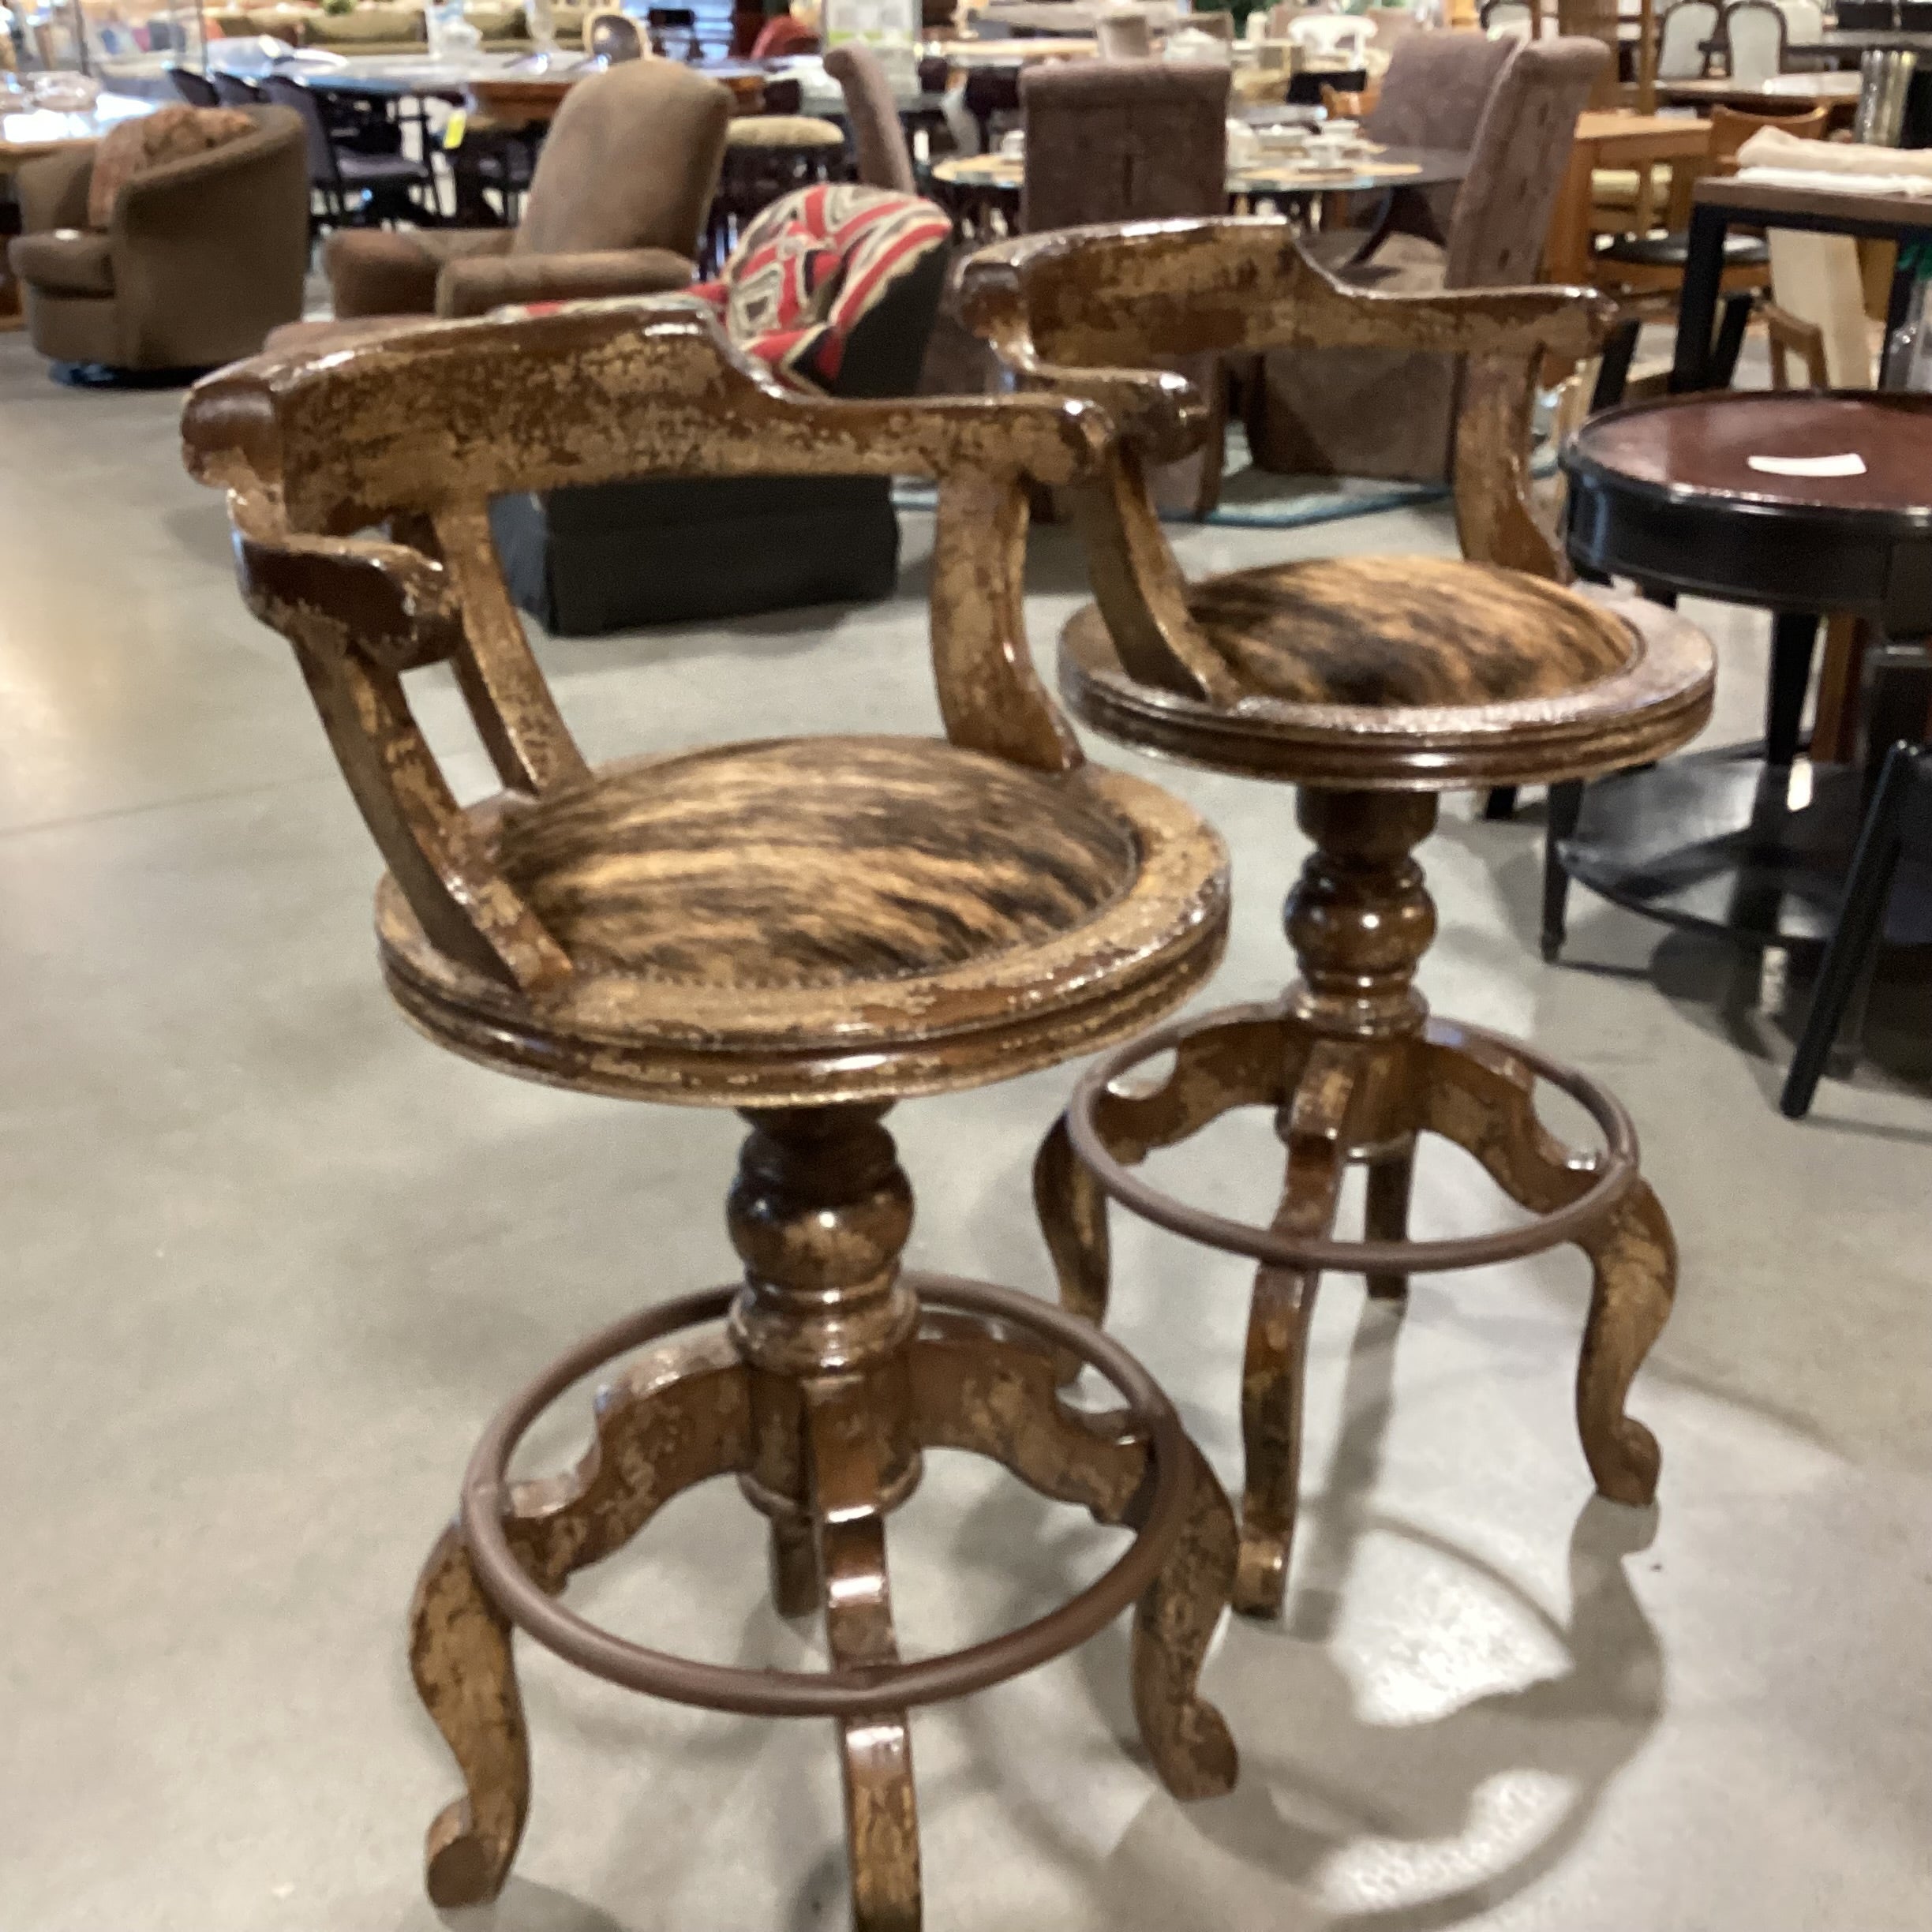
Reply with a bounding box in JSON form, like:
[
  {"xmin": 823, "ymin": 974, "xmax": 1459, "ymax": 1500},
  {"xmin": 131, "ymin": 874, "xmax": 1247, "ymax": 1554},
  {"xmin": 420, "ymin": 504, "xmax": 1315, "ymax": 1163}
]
[
  {"xmin": 182, "ymin": 303, "xmax": 1241, "ymax": 1929},
  {"xmin": 960, "ymin": 220, "xmax": 1718, "ymax": 1618}
]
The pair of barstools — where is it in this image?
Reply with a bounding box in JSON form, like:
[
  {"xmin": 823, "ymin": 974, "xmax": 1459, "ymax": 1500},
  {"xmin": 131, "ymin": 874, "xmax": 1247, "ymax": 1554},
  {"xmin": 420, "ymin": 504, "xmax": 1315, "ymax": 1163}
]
[{"xmin": 183, "ymin": 219, "xmax": 1713, "ymax": 1929}]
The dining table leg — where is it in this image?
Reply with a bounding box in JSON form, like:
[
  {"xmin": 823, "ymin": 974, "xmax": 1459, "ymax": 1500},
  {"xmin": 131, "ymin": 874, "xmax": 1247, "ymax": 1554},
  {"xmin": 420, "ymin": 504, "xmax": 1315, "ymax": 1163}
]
[{"xmin": 1669, "ymin": 203, "xmax": 1731, "ymax": 391}]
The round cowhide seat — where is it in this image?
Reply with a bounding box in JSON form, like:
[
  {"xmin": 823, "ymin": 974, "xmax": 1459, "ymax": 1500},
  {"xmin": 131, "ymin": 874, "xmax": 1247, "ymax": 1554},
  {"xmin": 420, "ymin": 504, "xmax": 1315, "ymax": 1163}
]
[
  {"xmin": 1060, "ymin": 556, "xmax": 1715, "ymax": 788},
  {"xmin": 379, "ymin": 735, "xmax": 1227, "ymax": 1106}
]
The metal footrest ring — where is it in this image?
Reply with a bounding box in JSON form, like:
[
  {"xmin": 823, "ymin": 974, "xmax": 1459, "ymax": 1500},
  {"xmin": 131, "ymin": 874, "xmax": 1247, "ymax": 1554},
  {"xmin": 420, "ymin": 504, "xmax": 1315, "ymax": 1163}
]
[
  {"xmin": 1068, "ymin": 1011, "xmax": 1642, "ymax": 1275},
  {"xmin": 459, "ymin": 1275, "xmax": 1191, "ymax": 1718}
]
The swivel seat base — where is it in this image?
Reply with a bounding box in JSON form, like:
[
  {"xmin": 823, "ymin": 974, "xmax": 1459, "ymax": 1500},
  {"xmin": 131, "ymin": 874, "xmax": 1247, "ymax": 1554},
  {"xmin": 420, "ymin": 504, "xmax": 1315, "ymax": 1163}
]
[
  {"xmin": 1035, "ymin": 789, "xmax": 1676, "ymax": 1619},
  {"xmin": 409, "ymin": 1106, "xmax": 1238, "ymax": 1930}
]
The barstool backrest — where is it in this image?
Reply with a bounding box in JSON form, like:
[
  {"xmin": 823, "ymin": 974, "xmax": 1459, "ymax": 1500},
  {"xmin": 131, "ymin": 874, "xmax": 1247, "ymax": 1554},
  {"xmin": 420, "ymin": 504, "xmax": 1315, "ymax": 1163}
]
[{"xmin": 181, "ymin": 302, "xmax": 1112, "ymax": 980}]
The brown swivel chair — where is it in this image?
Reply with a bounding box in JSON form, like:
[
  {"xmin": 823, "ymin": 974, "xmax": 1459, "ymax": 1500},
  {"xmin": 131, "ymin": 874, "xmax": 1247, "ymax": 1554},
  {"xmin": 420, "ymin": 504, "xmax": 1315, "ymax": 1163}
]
[
  {"xmin": 962, "ymin": 218, "xmax": 1713, "ymax": 1617},
  {"xmin": 825, "ymin": 42, "xmax": 918, "ymax": 193},
  {"xmin": 320, "ymin": 59, "xmax": 731, "ymax": 320},
  {"xmin": 7, "ymin": 105, "xmax": 308, "ymax": 376},
  {"xmin": 181, "ymin": 299, "xmax": 1241, "ymax": 1930},
  {"xmin": 1250, "ymin": 36, "xmax": 1607, "ymax": 482}
]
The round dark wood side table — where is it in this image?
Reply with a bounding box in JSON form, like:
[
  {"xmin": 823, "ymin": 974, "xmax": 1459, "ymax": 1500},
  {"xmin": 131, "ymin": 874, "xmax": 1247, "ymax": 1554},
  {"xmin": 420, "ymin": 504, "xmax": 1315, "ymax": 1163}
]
[{"xmin": 1555, "ymin": 391, "xmax": 1932, "ymax": 971}]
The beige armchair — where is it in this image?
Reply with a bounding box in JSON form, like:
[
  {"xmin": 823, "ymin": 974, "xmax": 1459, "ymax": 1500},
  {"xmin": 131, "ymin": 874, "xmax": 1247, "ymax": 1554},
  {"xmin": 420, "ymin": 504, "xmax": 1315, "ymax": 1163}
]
[
  {"xmin": 321, "ymin": 60, "xmax": 731, "ymax": 322},
  {"xmin": 7, "ymin": 106, "xmax": 308, "ymax": 376}
]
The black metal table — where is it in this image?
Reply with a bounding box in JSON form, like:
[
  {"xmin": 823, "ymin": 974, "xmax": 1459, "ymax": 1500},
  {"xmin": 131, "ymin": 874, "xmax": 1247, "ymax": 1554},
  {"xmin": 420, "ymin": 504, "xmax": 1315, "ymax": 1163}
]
[
  {"xmin": 1671, "ymin": 173, "xmax": 1932, "ymax": 392},
  {"xmin": 1554, "ymin": 390, "xmax": 1932, "ymax": 966}
]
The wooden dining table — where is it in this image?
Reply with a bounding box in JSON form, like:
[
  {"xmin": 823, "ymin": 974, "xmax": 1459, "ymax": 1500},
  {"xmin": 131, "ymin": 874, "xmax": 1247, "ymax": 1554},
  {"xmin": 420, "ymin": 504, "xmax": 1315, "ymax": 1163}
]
[
  {"xmin": 1544, "ymin": 109, "xmax": 1713, "ymax": 285},
  {"xmin": 468, "ymin": 56, "xmax": 769, "ymax": 127},
  {"xmin": 930, "ymin": 146, "xmax": 1470, "ymax": 233},
  {"xmin": 1658, "ymin": 70, "xmax": 1863, "ymax": 120}
]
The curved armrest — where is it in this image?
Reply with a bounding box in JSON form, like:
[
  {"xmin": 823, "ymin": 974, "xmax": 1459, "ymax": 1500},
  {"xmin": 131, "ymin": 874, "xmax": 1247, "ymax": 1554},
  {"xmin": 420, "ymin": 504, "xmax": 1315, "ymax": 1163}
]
[
  {"xmin": 215, "ymin": 482, "xmax": 571, "ymax": 994},
  {"xmin": 185, "ymin": 301, "xmax": 1118, "ymax": 804},
  {"xmin": 114, "ymin": 122, "xmax": 298, "ymax": 236},
  {"xmin": 959, "ymin": 219, "xmax": 1619, "ymax": 442},
  {"xmin": 957, "ymin": 248, "xmax": 1207, "ymax": 464},
  {"xmin": 436, "ymin": 245, "xmax": 697, "ymax": 320},
  {"xmin": 327, "ymin": 227, "xmax": 513, "ymax": 320},
  {"xmin": 16, "ymin": 148, "xmax": 96, "ymax": 233}
]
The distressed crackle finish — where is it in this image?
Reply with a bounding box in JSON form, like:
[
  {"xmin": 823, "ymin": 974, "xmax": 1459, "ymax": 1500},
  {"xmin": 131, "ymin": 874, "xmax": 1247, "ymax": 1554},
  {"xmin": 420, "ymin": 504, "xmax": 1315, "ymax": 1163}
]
[
  {"xmin": 182, "ymin": 300, "xmax": 1240, "ymax": 1930},
  {"xmin": 966, "ymin": 220, "xmax": 1713, "ymax": 1617}
]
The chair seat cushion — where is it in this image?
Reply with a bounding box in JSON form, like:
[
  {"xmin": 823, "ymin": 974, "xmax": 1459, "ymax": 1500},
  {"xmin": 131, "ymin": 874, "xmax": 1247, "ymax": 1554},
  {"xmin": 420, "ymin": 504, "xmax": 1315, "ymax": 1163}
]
[
  {"xmin": 1058, "ymin": 560, "xmax": 1717, "ymax": 789},
  {"xmin": 1190, "ymin": 556, "xmax": 1634, "ymax": 706},
  {"xmin": 1598, "ymin": 229, "xmax": 1769, "ymax": 269},
  {"xmin": 8, "ymin": 228, "xmax": 114, "ymax": 296},
  {"xmin": 376, "ymin": 736, "xmax": 1230, "ymax": 1102},
  {"xmin": 725, "ymin": 114, "xmax": 847, "ymax": 149}
]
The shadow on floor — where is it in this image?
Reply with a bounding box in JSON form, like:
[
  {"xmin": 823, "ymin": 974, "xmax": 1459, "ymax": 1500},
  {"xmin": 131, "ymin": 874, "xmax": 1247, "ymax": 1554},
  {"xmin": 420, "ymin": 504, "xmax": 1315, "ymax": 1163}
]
[{"xmin": 953, "ymin": 1293, "xmax": 1664, "ymax": 1930}]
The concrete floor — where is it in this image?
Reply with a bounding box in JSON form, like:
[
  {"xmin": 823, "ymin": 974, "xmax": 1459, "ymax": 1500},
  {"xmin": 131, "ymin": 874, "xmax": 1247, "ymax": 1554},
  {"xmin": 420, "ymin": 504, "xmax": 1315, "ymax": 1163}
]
[{"xmin": 2, "ymin": 334, "xmax": 1929, "ymax": 1932}]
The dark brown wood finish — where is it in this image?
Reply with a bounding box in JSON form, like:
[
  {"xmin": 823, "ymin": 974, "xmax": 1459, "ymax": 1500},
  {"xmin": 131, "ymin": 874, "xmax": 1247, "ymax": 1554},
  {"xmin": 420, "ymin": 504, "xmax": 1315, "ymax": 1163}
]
[
  {"xmin": 963, "ymin": 219, "xmax": 1713, "ymax": 1617},
  {"xmin": 182, "ymin": 301, "xmax": 1240, "ymax": 1931}
]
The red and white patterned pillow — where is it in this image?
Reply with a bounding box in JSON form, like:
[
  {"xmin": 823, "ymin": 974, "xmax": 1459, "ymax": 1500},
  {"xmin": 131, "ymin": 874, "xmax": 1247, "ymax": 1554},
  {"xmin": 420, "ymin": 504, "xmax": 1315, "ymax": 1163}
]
[{"xmin": 689, "ymin": 185, "xmax": 952, "ymax": 393}]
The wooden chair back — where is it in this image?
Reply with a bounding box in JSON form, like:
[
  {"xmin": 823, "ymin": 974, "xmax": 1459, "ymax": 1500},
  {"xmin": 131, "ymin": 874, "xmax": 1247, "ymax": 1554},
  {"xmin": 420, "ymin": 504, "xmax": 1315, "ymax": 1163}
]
[
  {"xmin": 1708, "ymin": 99, "xmax": 1827, "ymax": 173},
  {"xmin": 181, "ymin": 304, "xmax": 1113, "ymax": 990},
  {"xmin": 958, "ymin": 218, "xmax": 1617, "ymax": 698}
]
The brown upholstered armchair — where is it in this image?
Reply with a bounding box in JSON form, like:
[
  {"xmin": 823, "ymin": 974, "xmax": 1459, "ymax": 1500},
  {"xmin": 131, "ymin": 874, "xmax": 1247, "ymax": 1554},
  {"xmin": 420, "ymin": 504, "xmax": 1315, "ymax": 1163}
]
[
  {"xmin": 1354, "ymin": 28, "xmax": 1516, "ymax": 245},
  {"xmin": 7, "ymin": 106, "xmax": 308, "ymax": 375},
  {"xmin": 321, "ymin": 60, "xmax": 732, "ymax": 320},
  {"xmin": 1249, "ymin": 37, "xmax": 1606, "ymax": 483}
]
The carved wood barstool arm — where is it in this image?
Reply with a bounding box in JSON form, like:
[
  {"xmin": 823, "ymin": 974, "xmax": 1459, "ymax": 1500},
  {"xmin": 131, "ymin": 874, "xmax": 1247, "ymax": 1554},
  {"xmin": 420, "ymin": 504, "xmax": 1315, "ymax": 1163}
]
[
  {"xmin": 185, "ymin": 304, "xmax": 1118, "ymax": 782},
  {"xmin": 959, "ymin": 219, "xmax": 1623, "ymax": 586},
  {"xmin": 220, "ymin": 484, "xmax": 573, "ymax": 994},
  {"xmin": 958, "ymin": 219, "xmax": 1619, "ymax": 369}
]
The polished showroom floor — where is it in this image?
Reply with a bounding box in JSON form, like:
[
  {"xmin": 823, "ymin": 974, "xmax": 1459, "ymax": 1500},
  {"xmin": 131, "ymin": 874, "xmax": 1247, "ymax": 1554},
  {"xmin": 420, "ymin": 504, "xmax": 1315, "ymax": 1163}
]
[{"xmin": 2, "ymin": 335, "xmax": 1929, "ymax": 1932}]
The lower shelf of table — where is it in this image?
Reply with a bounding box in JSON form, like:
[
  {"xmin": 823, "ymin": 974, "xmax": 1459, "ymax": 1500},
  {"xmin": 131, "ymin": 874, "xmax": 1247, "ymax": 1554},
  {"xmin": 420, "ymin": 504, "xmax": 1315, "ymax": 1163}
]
[{"xmin": 1559, "ymin": 743, "xmax": 1932, "ymax": 950}]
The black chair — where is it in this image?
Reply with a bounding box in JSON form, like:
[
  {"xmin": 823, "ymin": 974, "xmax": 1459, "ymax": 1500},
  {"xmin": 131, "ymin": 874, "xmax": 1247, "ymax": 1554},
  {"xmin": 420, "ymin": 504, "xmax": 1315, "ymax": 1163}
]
[
  {"xmin": 211, "ymin": 73, "xmax": 268, "ymax": 108},
  {"xmin": 1780, "ymin": 741, "xmax": 1932, "ymax": 1117},
  {"xmin": 647, "ymin": 5, "xmax": 702, "ymax": 58},
  {"xmin": 964, "ymin": 65, "xmax": 1021, "ymax": 153},
  {"xmin": 1900, "ymin": 0, "xmax": 1932, "ymax": 31},
  {"xmin": 489, "ymin": 193, "xmax": 952, "ymax": 633},
  {"xmin": 1834, "ymin": 0, "xmax": 1897, "ymax": 25},
  {"xmin": 168, "ymin": 66, "xmax": 221, "ymax": 107},
  {"xmin": 256, "ymin": 73, "xmax": 439, "ymax": 230}
]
